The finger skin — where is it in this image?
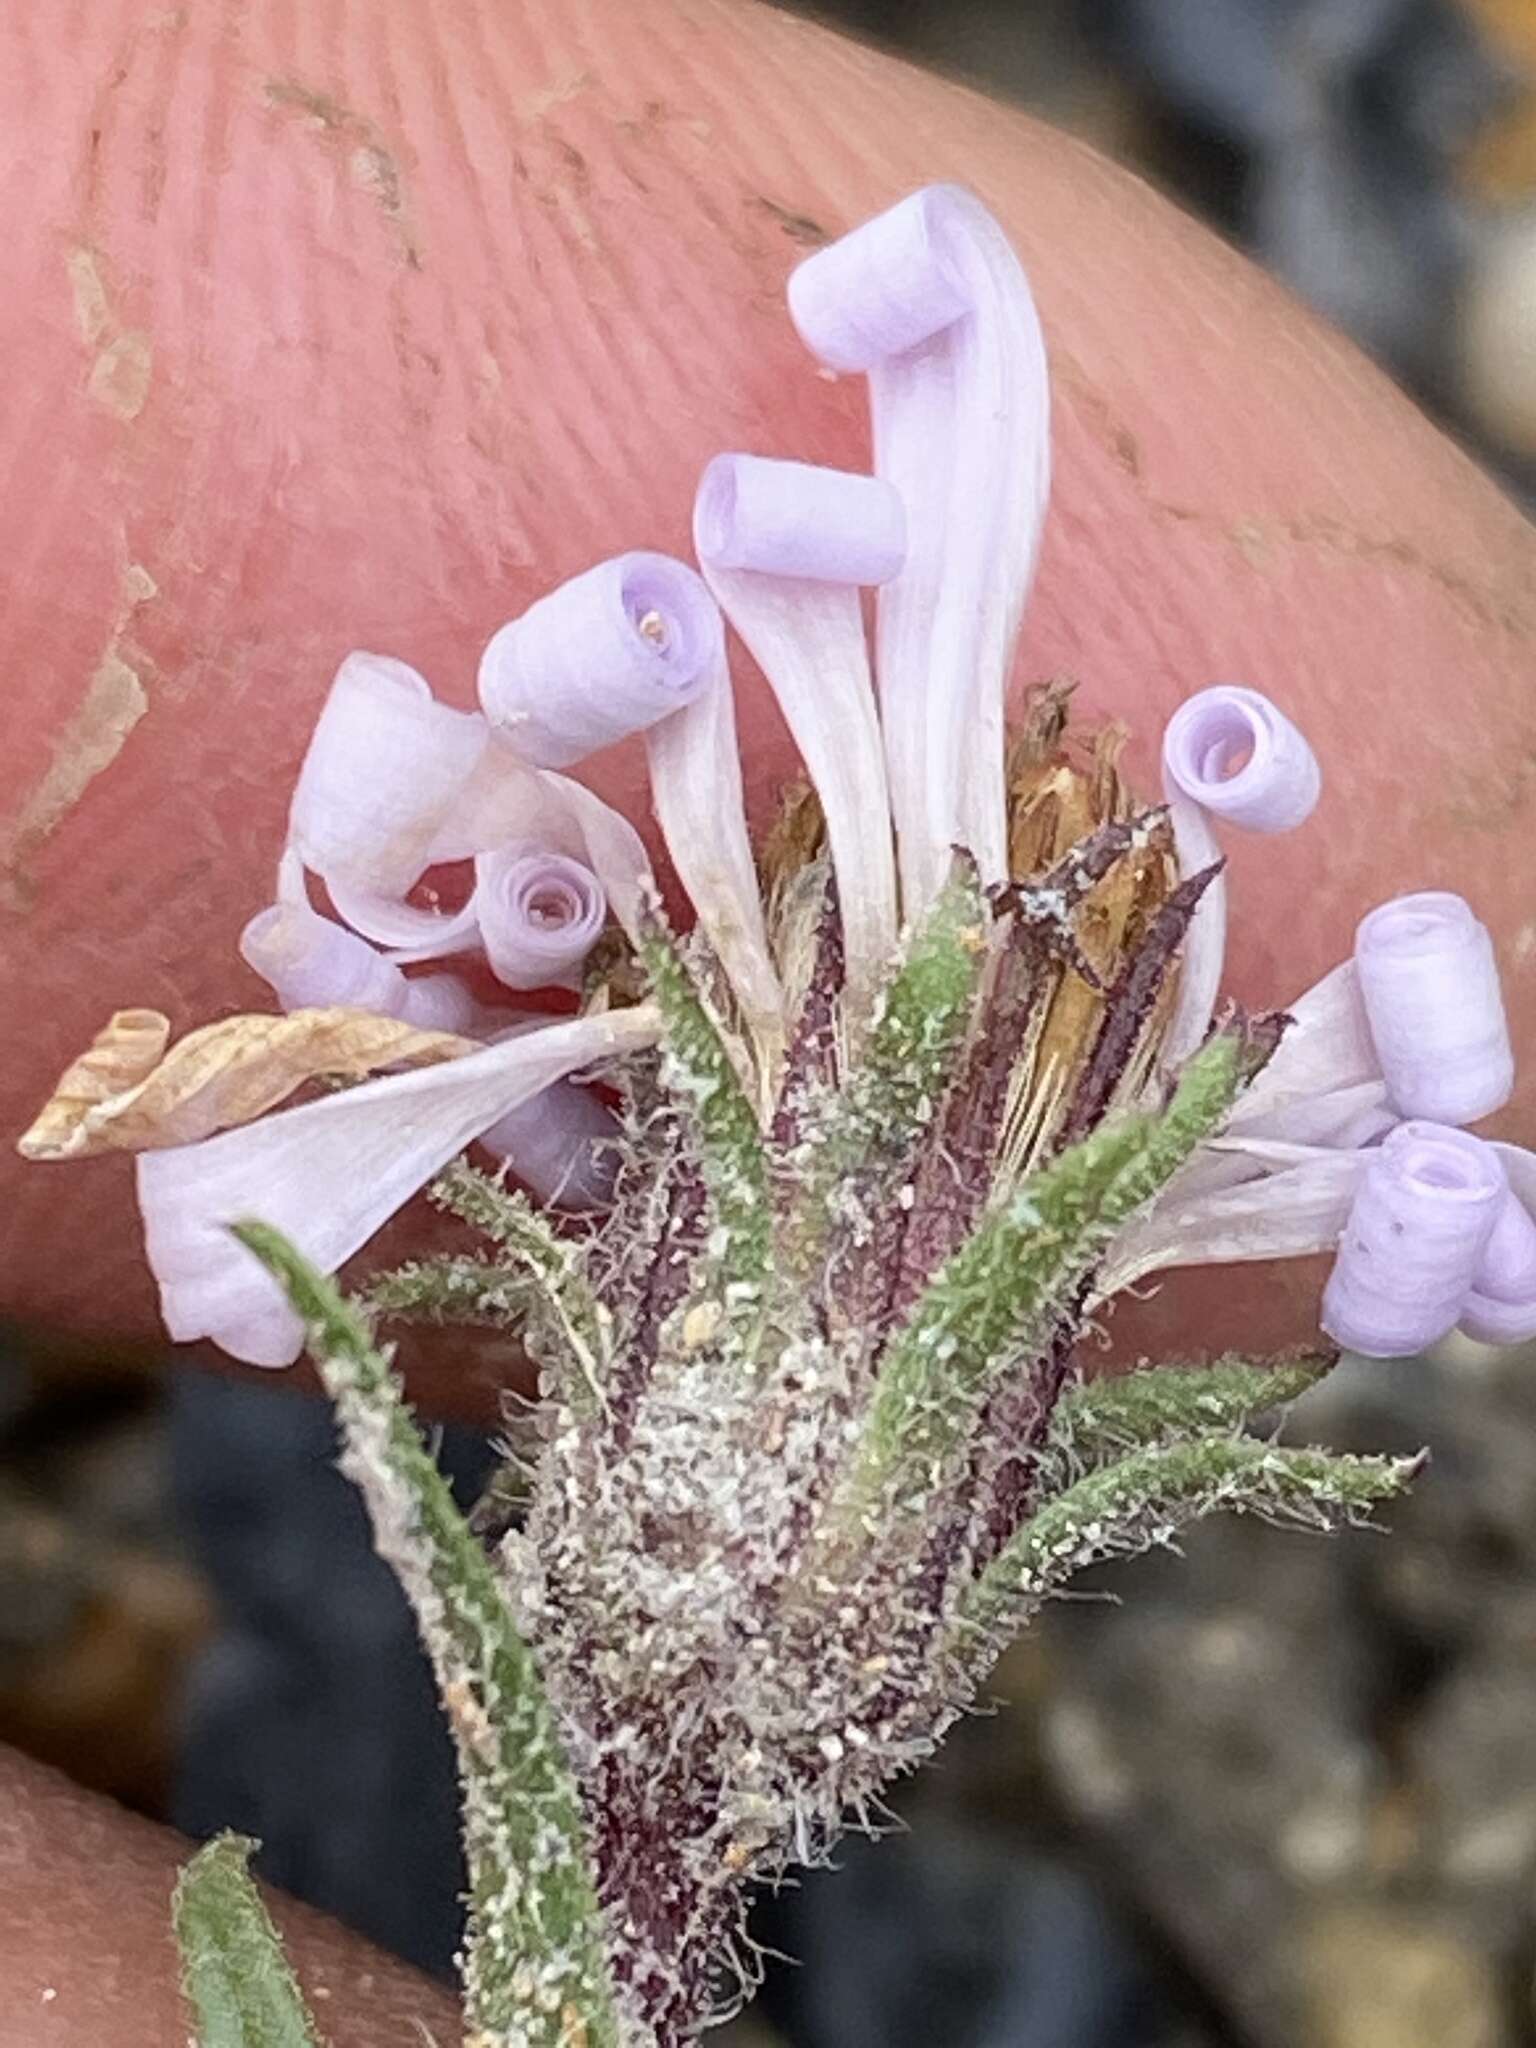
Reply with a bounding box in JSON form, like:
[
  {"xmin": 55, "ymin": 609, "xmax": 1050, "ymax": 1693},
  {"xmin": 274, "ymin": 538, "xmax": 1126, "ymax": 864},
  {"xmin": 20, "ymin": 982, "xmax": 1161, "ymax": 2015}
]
[
  {"xmin": 0, "ymin": 1744, "xmax": 461, "ymax": 2047},
  {"xmin": 2, "ymin": 0, "xmax": 1532, "ymax": 1393}
]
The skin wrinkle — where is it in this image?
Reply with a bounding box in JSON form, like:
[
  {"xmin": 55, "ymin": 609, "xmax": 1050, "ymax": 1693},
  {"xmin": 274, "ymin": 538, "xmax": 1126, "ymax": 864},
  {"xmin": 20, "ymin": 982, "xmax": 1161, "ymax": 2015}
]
[
  {"xmin": 0, "ymin": 0, "xmax": 1532, "ymax": 1376},
  {"xmin": 263, "ymin": 75, "xmax": 423, "ymax": 267}
]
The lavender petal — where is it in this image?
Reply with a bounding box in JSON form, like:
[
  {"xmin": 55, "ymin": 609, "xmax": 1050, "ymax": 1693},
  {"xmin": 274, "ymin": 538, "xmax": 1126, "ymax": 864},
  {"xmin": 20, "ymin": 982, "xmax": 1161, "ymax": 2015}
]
[
  {"xmin": 1161, "ymin": 686, "xmax": 1320, "ymax": 1069},
  {"xmin": 1355, "ymin": 891, "xmax": 1514, "ymax": 1125},
  {"xmin": 288, "ymin": 653, "xmax": 488, "ymax": 897},
  {"xmin": 478, "ymin": 553, "xmax": 723, "ymax": 769},
  {"xmin": 474, "ymin": 843, "xmax": 607, "ymax": 992},
  {"xmin": 479, "ymin": 1080, "xmax": 620, "ymax": 1211},
  {"xmin": 1322, "ymin": 1121, "xmax": 1504, "ymax": 1357},
  {"xmin": 694, "ymin": 456, "xmax": 900, "ymax": 1002},
  {"xmin": 790, "ymin": 186, "xmax": 1050, "ymax": 911}
]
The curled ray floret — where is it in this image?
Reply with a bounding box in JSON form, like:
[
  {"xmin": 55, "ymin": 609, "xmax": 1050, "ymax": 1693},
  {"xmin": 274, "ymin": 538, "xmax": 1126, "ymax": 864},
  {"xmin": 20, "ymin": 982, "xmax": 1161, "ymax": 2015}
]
[
  {"xmin": 789, "ymin": 183, "xmax": 1051, "ymax": 909},
  {"xmin": 20, "ymin": 181, "xmax": 1528, "ymax": 1376},
  {"xmin": 1159, "ymin": 684, "xmax": 1322, "ymax": 1069},
  {"xmin": 1355, "ymin": 890, "xmax": 1513, "ymax": 1123},
  {"xmin": 240, "ymin": 901, "xmax": 483, "ymax": 1034},
  {"xmin": 287, "ymin": 652, "xmax": 488, "ymax": 897},
  {"xmin": 136, "ymin": 1005, "xmax": 659, "ymax": 1366},
  {"xmin": 474, "ymin": 844, "xmax": 608, "ymax": 991},
  {"xmin": 1321, "ymin": 1121, "xmax": 1505, "ymax": 1356},
  {"xmin": 694, "ymin": 453, "xmax": 903, "ymax": 1009},
  {"xmin": 478, "ymin": 551, "xmax": 723, "ymax": 766}
]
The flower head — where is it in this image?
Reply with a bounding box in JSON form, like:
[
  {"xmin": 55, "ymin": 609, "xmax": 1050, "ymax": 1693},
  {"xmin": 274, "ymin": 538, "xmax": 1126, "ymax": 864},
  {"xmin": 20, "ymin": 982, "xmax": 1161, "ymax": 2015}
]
[
  {"xmin": 29, "ymin": 180, "xmax": 1532, "ymax": 2048},
  {"xmin": 20, "ymin": 185, "xmax": 1527, "ymax": 1373}
]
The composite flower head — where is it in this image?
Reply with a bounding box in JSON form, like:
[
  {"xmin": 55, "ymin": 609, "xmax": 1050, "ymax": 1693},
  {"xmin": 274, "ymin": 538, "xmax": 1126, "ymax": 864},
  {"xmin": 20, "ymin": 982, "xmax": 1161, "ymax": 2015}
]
[
  {"xmin": 18, "ymin": 180, "xmax": 1526, "ymax": 1375},
  {"xmin": 23, "ymin": 180, "xmax": 1532, "ymax": 2048}
]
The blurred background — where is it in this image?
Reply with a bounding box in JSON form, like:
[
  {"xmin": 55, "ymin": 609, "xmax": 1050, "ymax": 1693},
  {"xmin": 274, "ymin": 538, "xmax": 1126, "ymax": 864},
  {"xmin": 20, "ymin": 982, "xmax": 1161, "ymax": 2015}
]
[{"xmin": 4, "ymin": 3, "xmax": 1536, "ymax": 2044}]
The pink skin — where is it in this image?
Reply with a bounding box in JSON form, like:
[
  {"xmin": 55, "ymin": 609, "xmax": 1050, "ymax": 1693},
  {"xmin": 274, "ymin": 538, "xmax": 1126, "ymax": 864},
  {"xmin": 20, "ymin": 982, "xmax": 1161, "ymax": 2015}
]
[{"xmin": 0, "ymin": 5, "xmax": 1533, "ymax": 2023}]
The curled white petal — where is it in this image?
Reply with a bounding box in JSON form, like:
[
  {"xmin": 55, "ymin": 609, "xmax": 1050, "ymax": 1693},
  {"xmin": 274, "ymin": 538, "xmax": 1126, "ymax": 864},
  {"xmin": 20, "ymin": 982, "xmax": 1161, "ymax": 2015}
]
[
  {"xmin": 479, "ymin": 1080, "xmax": 620, "ymax": 1211},
  {"xmin": 1160, "ymin": 687, "xmax": 1321, "ymax": 1070},
  {"xmin": 695, "ymin": 454, "xmax": 905, "ymax": 585},
  {"xmin": 241, "ymin": 903, "xmax": 407, "ymax": 1015},
  {"xmin": 1227, "ymin": 961, "xmax": 1382, "ymax": 1132},
  {"xmin": 1102, "ymin": 1146, "xmax": 1368, "ymax": 1297},
  {"xmin": 1162, "ymin": 686, "xmax": 1321, "ymax": 833},
  {"xmin": 243, "ymin": 901, "xmax": 487, "ymax": 1037},
  {"xmin": 1322, "ymin": 1121, "xmax": 1504, "ymax": 1357},
  {"xmin": 137, "ymin": 1006, "xmax": 660, "ymax": 1367},
  {"xmin": 1355, "ymin": 891, "xmax": 1514, "ymax": 1125},
  {"xmin": 474, "ymin": 843, "xmax": 607, "ymax": 992},
  {"xmin": 326, "ymin": 873, "xmax": 481, "ymax": 964},
  {"xmin": 288, "ymin": 653, "xmax": 487, "ymax": 896},
  {"xmin": 646, "ymin": 649, "xmax": 784, "ymax": 1060},
  {"xmin": 1460, "ymin": 1143, "xmax": 1536, "ymax": 1346},
  {"xmin": 787, "ymin": 194, "xmax": 973, "ymax": 370},
  {"xmin": 421, "ymin": 740, "xmax": 652, "ymax": 948},
  {"xmin": 790, "ymin": 184, "xmax": 1051, "ymax": 913},
  {"xmin": 478, "ymin": 553, "xmax": 722, "ymax": 767},
  {"xmin": 695, "ymin": 455, "xmax": 900, "ymax": 1004}
]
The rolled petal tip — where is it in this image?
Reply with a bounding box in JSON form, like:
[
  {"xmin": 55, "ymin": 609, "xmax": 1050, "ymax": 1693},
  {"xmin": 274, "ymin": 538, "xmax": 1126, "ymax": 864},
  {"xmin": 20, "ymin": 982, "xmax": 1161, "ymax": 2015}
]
[
  {"xmin": 1322, "ymin": 1121, "xmax": 1505, "ymax": 1358},
  {"xmin": 474, "ymin": 844, "xmax": 608, "ymax": 991},
  {"xmin": 1460, "ymin": 1148, "xmax": 1536, "ymax": 1347},
  {"xmin": 240, "ymin": 904, "xmax": 403, "ymax": 1015},
  {"xmin": 787, "ymin": 185, "xmax": 975, "ymax": 372},
  {"xmin": 1162, "ymin": 686, "xmax": 1321, "ymax": 833},
  {"xmin": 695, "ymin": 454, "xmax": 905, "ymax": 585},
  {"xmin": 478, "ymin": 552, "xmax": 724, "ymax": 768},
  {"xmin": 1354, "ymin": 892, "xmax": 1514, "ymax": 1127},
  {"xmin": 288, "ymin": 653, "xmax": 488, "ymax": 896}
]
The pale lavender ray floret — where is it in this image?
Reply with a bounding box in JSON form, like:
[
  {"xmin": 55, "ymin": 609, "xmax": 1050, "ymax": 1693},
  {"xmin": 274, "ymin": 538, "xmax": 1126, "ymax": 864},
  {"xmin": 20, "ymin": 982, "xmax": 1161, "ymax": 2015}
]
[
  {"xmin": 641, "ymin": 615, "xmax": 784, "ymax": 1065},
  {"xmin": 1159, "ymin": 684, "xmax": 1322, "ymax": 1070},
  {"xmin": 1321, "ymin": 1121, "xmax": 1505, "ymax": 1357},
  {"xmin": 694, "ymin": 453, "xmax": 904, "ymax": 1005},
  {"xmin": 695, "ymin": 453, "xmax": 906, "ymax": 585},
  {"xmin": 473, "ymin": 843, "xmax": 608, "ymax": 992},
  {"xmin": 324, "ymin": 869, "xmax": 482, "ymax": 964},
  {"xmin": 241, "ymin": 889, "xmax": 618, "ymax": 1209},
  {"xmin": 477, "ymin": 551, "xmax": 722, "ymax": 768},
  {"xmin": 479, "ymin": 1081, "xmax": 620, "ymax": 1213},
  {"xmin": 789, "ymin": 183, "xmax": 1050, "ymax": 910},
  {"xmin": 137, "ymin": 1006, "xmax": 659, "ymax": 1367},
  {"xmin": 288, "ymin": 652, "xmax": 488, "ymax": 899},
  {"xmin": 243, "ymin": 905, "xmax": 483, "ymax": 1040},
  {"xmin": 1355, "ymin": 891, "xmax": 1514, "ymax": 1125},
  {"xmin": 240, "ymin": 901, "xmax": 412, "ymax": 1018},
  {"xmin": 1460, "ymin": 1145, "xmax": 1536, "ymax": 1346},
  {"xmin": 786, "ymin": 189, "xmax": 974, "ymax": 371},
  {"xmin": 239, "ymin": 901, "xmax": 482, "ymax": 1036},
  {"xmin": 1105, "ymin": 874, "xmax": 1525, "ymax": 1328}
]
